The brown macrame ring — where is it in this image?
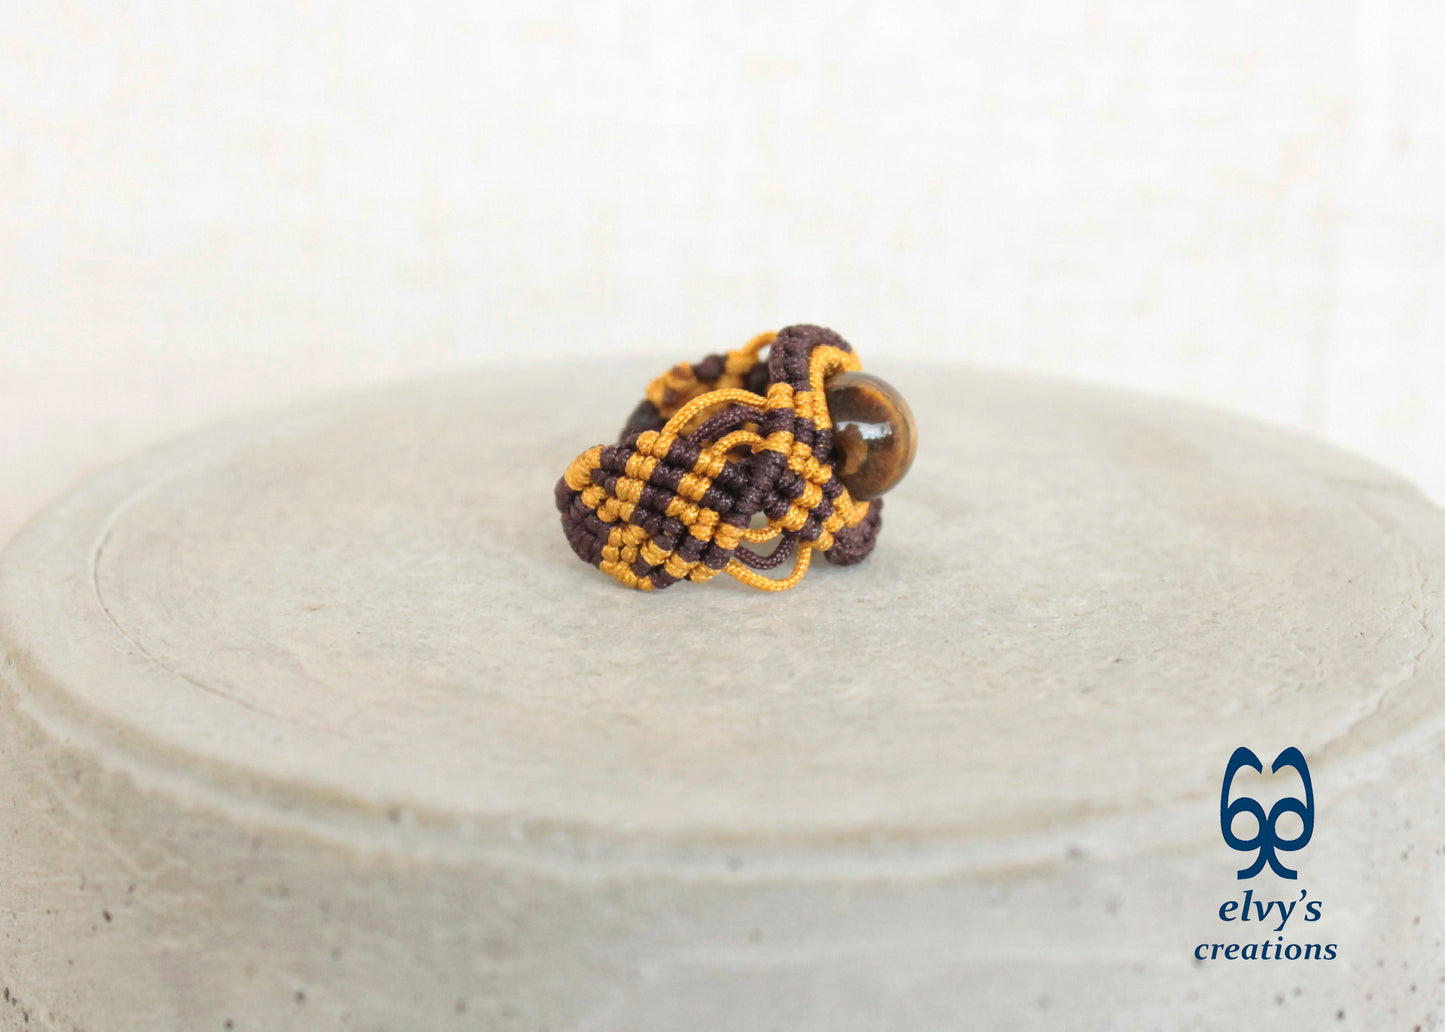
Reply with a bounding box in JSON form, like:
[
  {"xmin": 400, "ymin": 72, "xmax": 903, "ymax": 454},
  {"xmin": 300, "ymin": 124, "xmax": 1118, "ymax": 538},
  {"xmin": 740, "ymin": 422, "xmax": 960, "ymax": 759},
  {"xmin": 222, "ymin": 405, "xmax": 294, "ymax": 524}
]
[{"xmin": 555, "ymin": 324, "xmax": 908, "ymax": 591}]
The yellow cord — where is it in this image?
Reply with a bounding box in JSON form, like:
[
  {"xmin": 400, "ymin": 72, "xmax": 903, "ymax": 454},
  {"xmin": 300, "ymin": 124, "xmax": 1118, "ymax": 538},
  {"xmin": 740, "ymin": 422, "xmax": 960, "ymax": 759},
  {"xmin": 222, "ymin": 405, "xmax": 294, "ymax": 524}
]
[{"xmin": 563, "ymin": 333, "xmax": 873, "ymax": 591}]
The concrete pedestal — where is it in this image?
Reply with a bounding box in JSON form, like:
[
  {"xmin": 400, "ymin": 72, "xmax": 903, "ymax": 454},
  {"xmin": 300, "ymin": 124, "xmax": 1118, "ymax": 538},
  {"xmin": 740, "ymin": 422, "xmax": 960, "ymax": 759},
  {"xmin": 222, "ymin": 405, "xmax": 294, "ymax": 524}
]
[{"xmin": 1, "ymin": 364, "xmax": 1443, "ymax": 1030}]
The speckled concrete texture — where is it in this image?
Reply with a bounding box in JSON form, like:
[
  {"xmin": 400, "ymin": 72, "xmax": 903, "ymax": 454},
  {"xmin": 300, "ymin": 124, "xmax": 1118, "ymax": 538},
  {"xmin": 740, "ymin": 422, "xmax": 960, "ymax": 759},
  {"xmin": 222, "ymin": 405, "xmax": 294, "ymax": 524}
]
[{"xmin": 1, "ymin": 366, "xmax": 1443, "ymax": 1030}]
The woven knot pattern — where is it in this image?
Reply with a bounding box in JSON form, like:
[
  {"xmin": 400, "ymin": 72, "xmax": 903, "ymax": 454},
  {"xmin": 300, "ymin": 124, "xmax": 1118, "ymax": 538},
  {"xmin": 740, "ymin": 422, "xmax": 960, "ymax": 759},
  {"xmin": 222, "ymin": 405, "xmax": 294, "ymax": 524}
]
[{"xmin": 556, "ymin": 324, "xmax": 884, "ymax": 591}]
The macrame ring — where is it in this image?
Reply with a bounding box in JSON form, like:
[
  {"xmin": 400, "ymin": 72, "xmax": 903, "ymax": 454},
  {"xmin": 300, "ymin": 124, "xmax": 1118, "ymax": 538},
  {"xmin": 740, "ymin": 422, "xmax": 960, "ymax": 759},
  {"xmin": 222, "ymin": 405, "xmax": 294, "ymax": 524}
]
[{"xmin": 555, "ymin": 324, "xmax": 913, "ymax": 592}]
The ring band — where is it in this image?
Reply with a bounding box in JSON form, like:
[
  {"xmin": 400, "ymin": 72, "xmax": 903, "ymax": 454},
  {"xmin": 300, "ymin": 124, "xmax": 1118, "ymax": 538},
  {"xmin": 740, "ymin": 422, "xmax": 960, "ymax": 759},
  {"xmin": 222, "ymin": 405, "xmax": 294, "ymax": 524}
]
[{"xmin": 555, "ymin": 324, "xmax": 915, "ymax": 592}]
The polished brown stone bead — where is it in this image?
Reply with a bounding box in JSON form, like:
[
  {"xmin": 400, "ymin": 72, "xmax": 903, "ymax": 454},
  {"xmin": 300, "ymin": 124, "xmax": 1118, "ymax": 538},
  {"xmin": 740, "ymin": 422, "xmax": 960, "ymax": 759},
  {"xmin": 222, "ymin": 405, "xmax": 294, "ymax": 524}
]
[{"xmin": 825, "ymin": 371, "xmax": 917, "ymax": 500}]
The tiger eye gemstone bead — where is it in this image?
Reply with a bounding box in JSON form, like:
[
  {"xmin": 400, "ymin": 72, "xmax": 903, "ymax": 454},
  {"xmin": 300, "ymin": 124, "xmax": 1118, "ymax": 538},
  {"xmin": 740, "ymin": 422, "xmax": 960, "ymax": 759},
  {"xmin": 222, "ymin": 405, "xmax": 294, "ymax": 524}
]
[{"xmin": 824, "ymin": 371, "xmax": 917, "ymax": 501}]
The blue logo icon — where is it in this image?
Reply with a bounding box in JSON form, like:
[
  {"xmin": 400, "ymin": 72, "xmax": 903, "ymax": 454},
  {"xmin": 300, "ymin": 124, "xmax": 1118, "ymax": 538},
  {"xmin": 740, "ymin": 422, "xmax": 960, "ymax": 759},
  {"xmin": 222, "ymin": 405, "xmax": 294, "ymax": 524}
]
[{"xmin": 1220, "ymin": 746, "xmax": 1314, "ymax": 879}]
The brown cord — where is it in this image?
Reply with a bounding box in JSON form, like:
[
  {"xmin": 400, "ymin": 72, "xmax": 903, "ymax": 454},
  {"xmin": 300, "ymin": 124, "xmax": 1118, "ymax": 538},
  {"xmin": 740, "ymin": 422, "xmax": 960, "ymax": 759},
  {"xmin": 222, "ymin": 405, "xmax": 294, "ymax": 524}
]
[{"xmin": 555, "ymin": 325, "xmax": 885, "ymax": 591}]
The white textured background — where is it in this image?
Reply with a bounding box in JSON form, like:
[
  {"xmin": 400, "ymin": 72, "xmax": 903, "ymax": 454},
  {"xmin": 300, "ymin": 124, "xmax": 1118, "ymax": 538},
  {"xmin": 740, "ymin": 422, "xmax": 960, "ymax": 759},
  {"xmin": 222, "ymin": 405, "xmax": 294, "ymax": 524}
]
[{"xmin": 3, "ymin": 1, "xmax": 1443, "ymax": 544}]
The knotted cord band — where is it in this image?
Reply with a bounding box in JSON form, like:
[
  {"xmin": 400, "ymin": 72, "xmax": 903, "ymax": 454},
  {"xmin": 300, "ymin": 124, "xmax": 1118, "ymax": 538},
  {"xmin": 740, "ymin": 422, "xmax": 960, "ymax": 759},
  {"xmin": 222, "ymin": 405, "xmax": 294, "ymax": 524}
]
[{"xmin": 555, "ymin": 324, "xmax": 885, "ymax": 591}]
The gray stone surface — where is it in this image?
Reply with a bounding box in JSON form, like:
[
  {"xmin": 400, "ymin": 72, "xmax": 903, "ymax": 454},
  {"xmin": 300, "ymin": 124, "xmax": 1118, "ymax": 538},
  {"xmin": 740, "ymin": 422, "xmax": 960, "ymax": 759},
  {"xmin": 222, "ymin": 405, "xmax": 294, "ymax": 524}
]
[{"xmin": 1, "ymin": 365, "xmax": 1443, "ymax": 1030}]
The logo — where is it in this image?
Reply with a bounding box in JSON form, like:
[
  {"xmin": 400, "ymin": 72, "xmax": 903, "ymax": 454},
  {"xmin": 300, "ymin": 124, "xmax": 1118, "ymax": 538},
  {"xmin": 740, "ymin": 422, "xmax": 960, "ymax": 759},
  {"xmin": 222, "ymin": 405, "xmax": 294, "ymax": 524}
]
[
  {"xmin": 1219, "ymin": 746, "xmax": 1314, "ymax": 879},
  {"xmin": 1193, "ymin": 746, "xmax": 1336, "ymax": 964}
]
